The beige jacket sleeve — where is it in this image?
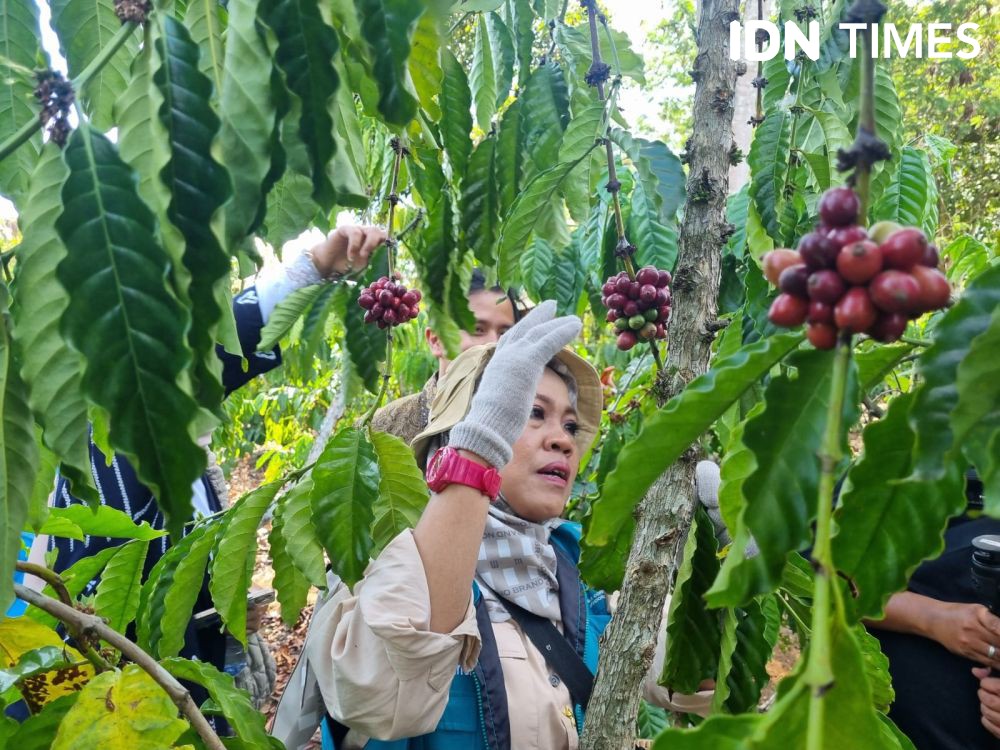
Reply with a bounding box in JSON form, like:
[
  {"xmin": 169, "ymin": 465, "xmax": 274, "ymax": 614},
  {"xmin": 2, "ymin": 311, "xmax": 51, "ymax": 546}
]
[{"xmin": 306, "ymin": 530, "xmax": 482, "ymax": 741}]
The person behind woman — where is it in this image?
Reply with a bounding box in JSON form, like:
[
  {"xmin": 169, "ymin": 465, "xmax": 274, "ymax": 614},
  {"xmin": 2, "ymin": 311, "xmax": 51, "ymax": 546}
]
[{"xmin": 288, "ymin": 301, "xmax": 711, "ymax": 750}]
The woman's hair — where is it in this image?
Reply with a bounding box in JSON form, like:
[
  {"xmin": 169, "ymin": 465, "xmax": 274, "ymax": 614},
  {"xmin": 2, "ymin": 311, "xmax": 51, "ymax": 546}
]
[{"xmin": 544, "ymin": 358, "xmax": 577, "ymax": 409}]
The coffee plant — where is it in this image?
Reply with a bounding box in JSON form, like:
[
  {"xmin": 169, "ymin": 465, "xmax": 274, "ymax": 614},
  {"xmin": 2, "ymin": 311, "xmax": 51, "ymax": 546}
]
[{"xmin": 0, "ymin": 0, "xmax": 995, "ymax": 747}]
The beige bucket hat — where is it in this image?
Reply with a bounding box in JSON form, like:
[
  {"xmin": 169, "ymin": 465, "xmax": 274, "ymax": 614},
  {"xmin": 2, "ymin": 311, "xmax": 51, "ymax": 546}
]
[{"xmin": 410, "ymin": 343, "xmax": 603, "ymax": 469}]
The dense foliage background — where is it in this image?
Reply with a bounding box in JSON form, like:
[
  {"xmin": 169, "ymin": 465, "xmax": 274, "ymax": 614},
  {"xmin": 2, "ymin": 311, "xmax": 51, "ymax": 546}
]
[{"xmin": 0, "ymin": 0, "xmax": 996, "ymax": 747}]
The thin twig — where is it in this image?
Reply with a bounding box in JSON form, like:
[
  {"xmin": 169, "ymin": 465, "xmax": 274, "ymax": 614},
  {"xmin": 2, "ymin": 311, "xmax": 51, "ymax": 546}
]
[
  {"xmin": 15, "ymin": 561, "xmax": 114, "ymax": 672},
  {"xmin": 13, "ymin": 583, "xmax": 226, "ymax": 750}
]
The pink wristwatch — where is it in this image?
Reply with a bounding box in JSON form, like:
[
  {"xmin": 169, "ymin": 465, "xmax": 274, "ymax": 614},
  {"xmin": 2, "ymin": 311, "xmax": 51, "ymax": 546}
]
[{"xmin": 425, "ymin": 446, "xmax": 502, "ymax": 501}]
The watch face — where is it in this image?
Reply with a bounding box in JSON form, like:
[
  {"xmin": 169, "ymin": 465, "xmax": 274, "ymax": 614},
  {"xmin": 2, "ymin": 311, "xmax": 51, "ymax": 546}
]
[{"xmin": 426, "ymin": 446, "xmax": 452, "ymax": 486}]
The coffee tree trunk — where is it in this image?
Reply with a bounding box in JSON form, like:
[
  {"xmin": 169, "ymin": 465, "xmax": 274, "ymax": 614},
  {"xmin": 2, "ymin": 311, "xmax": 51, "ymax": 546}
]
[{"xmin": 580, "ymin": 2, "xmax": 741, "ymax": 748}]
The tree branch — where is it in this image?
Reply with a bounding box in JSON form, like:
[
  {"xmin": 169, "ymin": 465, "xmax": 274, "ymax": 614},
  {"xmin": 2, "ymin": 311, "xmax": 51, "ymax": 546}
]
[
  {"xmin": 580, "ymin": 1, "xmax": 740, "ymax": 747},
  {"xmin": 15, "ymin": 561, "xmax": 115, "ymax": 672},
  {"xmin": 13, "ymin": 583, "xmax": 226, "ymax": 750}
]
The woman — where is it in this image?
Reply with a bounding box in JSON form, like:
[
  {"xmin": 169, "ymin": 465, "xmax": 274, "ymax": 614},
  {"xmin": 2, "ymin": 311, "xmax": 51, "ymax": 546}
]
[{"xmin": 290, "ymin": 302, "xmax": 711, "ymax": 749}]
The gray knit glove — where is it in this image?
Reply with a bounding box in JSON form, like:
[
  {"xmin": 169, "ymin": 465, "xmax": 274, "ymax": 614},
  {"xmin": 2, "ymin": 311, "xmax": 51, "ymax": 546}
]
[
  {"xmin": 449, "ymin": 301, "xmax": 582, "ymax": 469},
  {"xmin": 696, "ymin": 460, "xmax": 759, "ymax": 557}
]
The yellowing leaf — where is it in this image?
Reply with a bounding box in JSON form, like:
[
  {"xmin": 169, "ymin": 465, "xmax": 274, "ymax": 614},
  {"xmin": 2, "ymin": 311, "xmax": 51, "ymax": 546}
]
[
  {"xmin": 51, "ymin": 665, "xmax": 187, "ymax": 750},
  {"xmin": 0, "ymin": 618, "xmax": 94, "ymax": 711}
]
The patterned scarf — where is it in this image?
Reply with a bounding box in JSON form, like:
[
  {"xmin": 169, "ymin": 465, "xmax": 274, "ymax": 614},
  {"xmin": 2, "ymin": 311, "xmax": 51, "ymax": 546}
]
[{"xmin": 475, "ymin": 498, "xmax": 562, "ymax": 623}]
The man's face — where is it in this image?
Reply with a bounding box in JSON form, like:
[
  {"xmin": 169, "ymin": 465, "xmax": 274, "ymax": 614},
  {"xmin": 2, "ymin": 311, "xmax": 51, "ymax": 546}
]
[{"xmin": 427, "ymin": 290, "xmax": 516, "ymax": 373}]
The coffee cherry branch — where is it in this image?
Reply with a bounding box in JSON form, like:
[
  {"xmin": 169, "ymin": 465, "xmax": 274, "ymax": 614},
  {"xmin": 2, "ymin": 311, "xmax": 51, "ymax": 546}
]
[
  {"xmin": 359, "ymin": 136, "xmax": 421, "ymax": 426},
  {"xmin": 0, "ymin": 21, "xmax": 139, "ymax": 161},
  {"xmin": 580, "ymin": 0, "xmax": 665, "ymax": 369}
]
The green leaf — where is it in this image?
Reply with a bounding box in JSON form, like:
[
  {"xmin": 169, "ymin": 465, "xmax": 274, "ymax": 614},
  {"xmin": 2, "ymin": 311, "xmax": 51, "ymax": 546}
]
[
  {"xmin": 0, "ymin": 0, "xmax": 43, "ymax": 208},
  {"xmin": 263, "ymin": 171, "xmax": 321, "ymax": 248},
  {"xmin": 0, "ymin": 646, "xmax": 71, "ymax": 693},
  {"xmin": 519, "ymin": 62, "xmax": 568, "ymax": 182},
  {"xmin": 496, "ymin": 97, "xmax": 523, "ymax": 217},
  {"xmin": 137, "ymin": 522, "xmax": 220, "ymax": 658},
  {"xmin": 337, "ymin": 250, "xmax": 389, "ymax": 393},
  {"xmin": 655, "ymin": 610, "xmax": 896, "ymax": 748},
  {"xmin": 558, "ymin": 102, "xmax": 605, "ymax": 164},
  {"xmin": 5, "ymin": 692, "xmax": 78, "ymax": 750},
  {"xmin": 355, "ymin": 0, "xmax": 423, "ymax": 125},
  {"xmin": 408, "ymin": 13, "xmax": 443, "ymax": 120},
  {"xmin": 310, "ymin": 427, "xmax": 380, "ymax": 587},
  {"xmin": 27, "ymin": 546, "xmax": 119, "ymax": 629},
  {"xmin": 555, "ymin": 23, "xmax": 644, "ymax": 85},
  {"xmin": 547, "ymin": 238, "xmax": 585, "ymax": 316},
  {"xmin": 440, "ymin": 48, "xmax": 472, "ymax": 180},
  {"xmin": 183, "ymin": 0, "xmax": 227, "ymax": 99},
  {"xmin": 269, "ymin": 505, "xmax": 312, "ymax": 626},
  {"xmin": 210, "ymin": 480, "xmax": 283, "ymax": 644},
  {"xmin": 115, "ymin": 26, "xmax": 178, "ymax": 260},
  {"xmin": 832, "ymin": 393, "xmax": 966, "ymax": 617},
  {"xmin": 48, "ymin": 0, "xmax": 139, "ymax": 131},
  {"xmin": 871, "ymin": 147, "xmax": 936, "ymax": 233},
  {"xmin": 634, "ymin": 135, "xmax": 687, "ymax": 224},
  {"xmin": 761, "ymin": 54, "xmax": 791, "ymax": 111},
  {"xmin": 50, "ymin": 664, "xmax": 187, "ymax": 749},
  {"xmin": 801, "ymin": 107, "xmax": 852, "ymax": 192},
  {"xmin": 218, "ymin": 0, "xmax": 279, "ymax": 250},
  {"xmin": 661, "ymin": 507, "xmax": 722, "ymax": 694},
  {"xmin": 637, "ymin": 701, "xmax": 670, "ymax": 739},
  {"xmin": 709, "ymin": 349, "xmax": 860, "ymax": 607},
  {"xmin": 161, "ymin": 658, "xmax": 279, "ymax": 748},
  {"xmin": 508, "ymin": 0, "xmax": 533, "ymax": 87},
  {"xmin": 259, "ymin": 0, "xmax": 341, "ymax": 207},
  {"xmin": 461, "ymin": 136, "xmax": 500, "ymax": 265},
  {"xmin": 713, "ymin": 598, "xmax": 779, "ymax": 714},
  {"xmin": 29, "ymin": 437, "xmax": 57, "ymax": 531},
  {"xmin": 520, "ymin": 238, "xmax": 555, "ymax": 301},
  {"xmin": 748, "ymin": 108, "xmax": 792, "ymax": 245},
  {"xmin": 273, "ymin": 477, "xmax": 327, "ymax": 586},
  {"xmin": 153, "ymin": 15, "xmax": 234, "ymax": 413},
  {"xmin": 953, "ymin": 307, "xmax": 1000, "ymax": 509},
  {"xmin": 330, "ymin": 70, "xmax": 369, "ymax": 209},
  {"xmin": 910, "ymin": 263, "xmax": 1000, "ymax": 481},
  {"xmin": 855, "ymin": 343, "xmax": 914, "ymax": 392},
  {"xmin": 411, "ymin": 167, "xmax": 457, "ymax": 312},
  {"xmin": 55, "ymin": 126, "xmax": 206, "ymax": 539},
  {"xmin": 258, "ymin": 284, "xmax": 325, "ymax": 352},
  {"xmin": 857, "ymin": 624, "xmax": 894, "ymax": 713},
  {"xmin": 486, "ymin": 11, "xmax": 515, "ymax": 109},
  {"xmin": 470, "ymin": 14, "xmax": 497, "ymax": 131},
  {"xmin": 0, "ymin": 285, "xmax": 36, "ymax": 613},
  {"xmin": 11, "ymin": 145, "xmax": 96, "ymax": 506},
  {"xmin": 628, "ymin": 177, "xmax": 679, "ymax": 272},
  {"xmin": 497, "ymin": 153, "xmax": 595, "ymax": 285},
  {"xmin": 584, "ymin": 333, "xmax": 803, "ymax": 552},
  {"xmin": 39, "ymin": 506, "xmax": 166, "ymax": 541},
  {"xmin": 724, "ymin": 185, "xmax": 750, "ymax": 260},
  {"xmin": 370, "ymin": 430, "xmax": 428, "ymax": 553},
  {"xmin": 94, "ymin": 540, "xmax": 149, "ymax": 633}
]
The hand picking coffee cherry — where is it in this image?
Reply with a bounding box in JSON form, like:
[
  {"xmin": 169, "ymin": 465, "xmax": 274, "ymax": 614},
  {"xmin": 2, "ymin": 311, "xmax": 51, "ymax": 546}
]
[
  {"xmin": 358, "ymin": 275, "xmax": 421, "ymax": 329},
  {"xmin": 761, "ymin": 186, "xmax": 952, "ymax": 349},
  {"xmin": 601, "ymin": 266, "xmax": 671, "ymax": 351}
]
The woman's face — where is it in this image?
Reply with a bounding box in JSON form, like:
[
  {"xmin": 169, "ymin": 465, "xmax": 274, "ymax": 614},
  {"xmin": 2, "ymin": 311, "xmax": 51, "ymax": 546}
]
[{"xmin": 499, "ymin": 369, "xmax": 580, "ymax": 522}]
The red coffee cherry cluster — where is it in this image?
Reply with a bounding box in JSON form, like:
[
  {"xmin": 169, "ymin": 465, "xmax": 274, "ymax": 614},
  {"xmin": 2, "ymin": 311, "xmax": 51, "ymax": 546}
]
[
  {"xmin": 601, "ymin": 266, "xmax": 672, "ymax": 351},
  {"xmin": 358, "ymin": 274, "xmax": 422, "ymax": 328},
  {"xmin": 764, "ymin": 187, "xmax": 951, "ymax": 349}
]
